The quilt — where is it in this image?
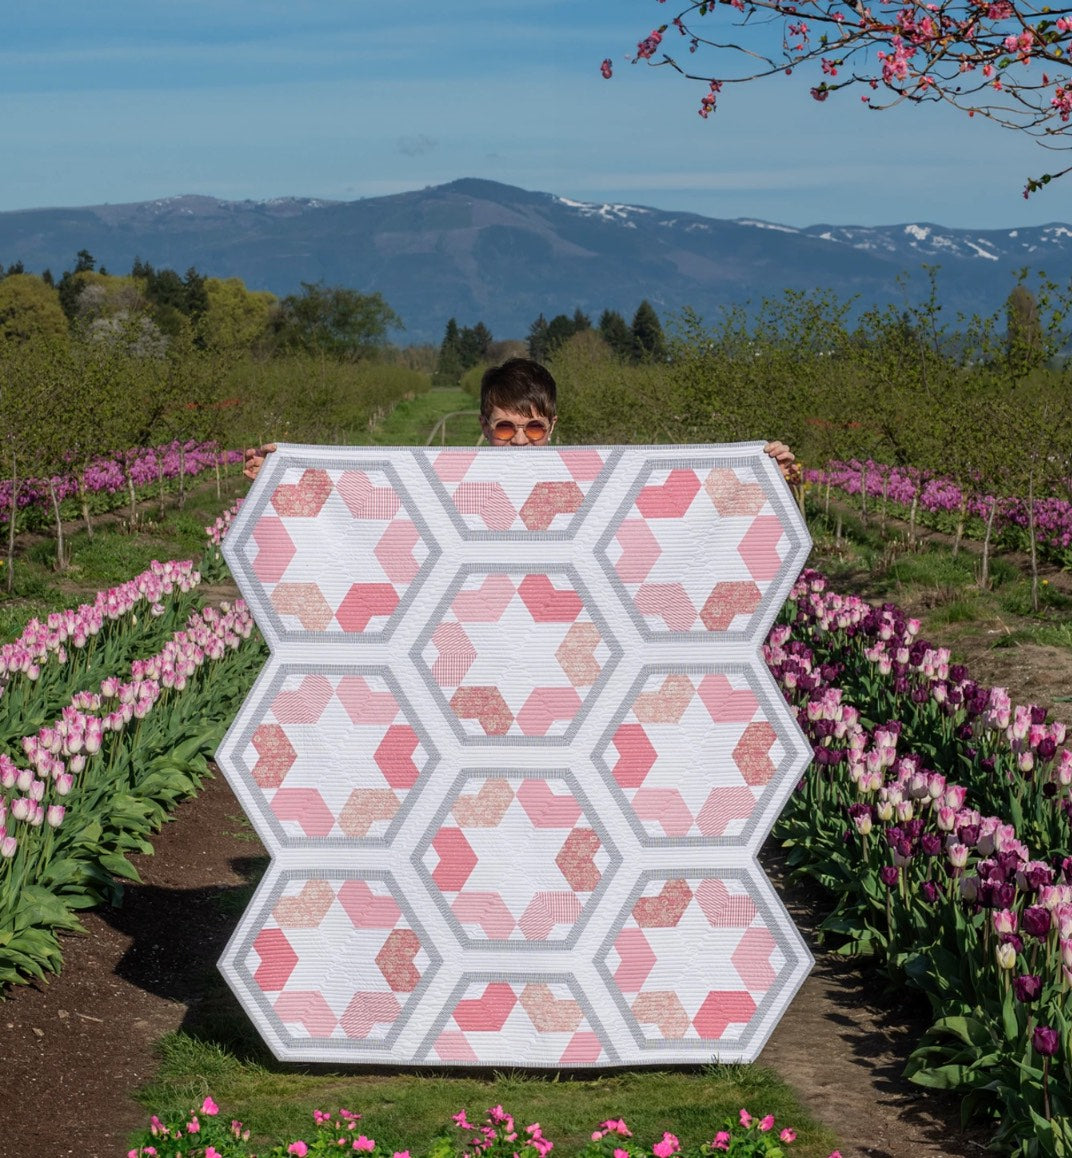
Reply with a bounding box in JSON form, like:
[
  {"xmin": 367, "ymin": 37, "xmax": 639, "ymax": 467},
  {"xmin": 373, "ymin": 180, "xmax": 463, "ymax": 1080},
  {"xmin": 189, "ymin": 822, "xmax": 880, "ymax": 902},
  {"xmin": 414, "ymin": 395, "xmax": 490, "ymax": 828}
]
[{"xmin": 218, "ymin": 443, "xmax": 813, "ymax": 1066}]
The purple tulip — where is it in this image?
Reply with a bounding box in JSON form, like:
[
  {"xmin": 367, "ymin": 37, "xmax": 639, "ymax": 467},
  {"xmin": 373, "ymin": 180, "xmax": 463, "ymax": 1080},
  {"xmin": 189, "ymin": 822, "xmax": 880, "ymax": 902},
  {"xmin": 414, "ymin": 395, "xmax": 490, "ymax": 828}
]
[
  {"xmin": 1033, "ymin": 1026, "xmax": 1060, "ymax": 1057},
  {"xmin": 958, "ymin": 824, "xmax": 981, "ymax": 847},
  {"xmin": 1013, "ymin": 974, "xmax": 1042, "ymax": 1003},
  {"xmin": 1001, "ymin": 932, "xmax": 1024, "ymax": 955},
  {"xmin": 880, "ymin": 866, "xmax": 899, "ymax": 888},
  {"xmin": 1022, "ymin": 907, "xmax": 1053, "ymax": 939}
]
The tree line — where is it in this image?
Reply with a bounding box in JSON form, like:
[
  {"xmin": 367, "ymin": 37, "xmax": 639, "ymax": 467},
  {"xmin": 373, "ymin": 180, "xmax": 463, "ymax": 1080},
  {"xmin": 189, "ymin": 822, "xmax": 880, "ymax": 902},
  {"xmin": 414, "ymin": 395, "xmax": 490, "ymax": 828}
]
[
  {"xmin": 0, "ymin": 251, "xmax": 402, "ymax": 361},
  {"xmin": 431, "ymin": 300, "xmax": 668, "ymax": 387}
]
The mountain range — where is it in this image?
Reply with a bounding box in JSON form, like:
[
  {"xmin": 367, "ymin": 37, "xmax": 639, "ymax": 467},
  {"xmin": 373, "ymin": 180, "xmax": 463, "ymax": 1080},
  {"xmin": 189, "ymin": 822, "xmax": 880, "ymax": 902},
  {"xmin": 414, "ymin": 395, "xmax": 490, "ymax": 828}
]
[{"xmin": 0, "ymin": 177, "xmax": 1069, "ymax": 345}]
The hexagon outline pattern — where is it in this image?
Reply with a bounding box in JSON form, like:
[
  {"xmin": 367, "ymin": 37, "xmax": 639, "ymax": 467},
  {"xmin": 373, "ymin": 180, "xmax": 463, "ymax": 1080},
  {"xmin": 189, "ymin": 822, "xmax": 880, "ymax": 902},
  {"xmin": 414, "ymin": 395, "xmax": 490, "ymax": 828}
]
[{"xmin": 217, "ymin": 443, "xmax": 813, "ymax": 1066}]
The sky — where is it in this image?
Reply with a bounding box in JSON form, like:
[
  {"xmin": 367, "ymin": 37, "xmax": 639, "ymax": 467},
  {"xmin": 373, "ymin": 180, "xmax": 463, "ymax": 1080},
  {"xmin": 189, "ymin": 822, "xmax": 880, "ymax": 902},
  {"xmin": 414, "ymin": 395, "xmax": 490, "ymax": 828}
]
[{"xmin": 2, "ymin": 0, "xmax": 1070, "ymax": 230}]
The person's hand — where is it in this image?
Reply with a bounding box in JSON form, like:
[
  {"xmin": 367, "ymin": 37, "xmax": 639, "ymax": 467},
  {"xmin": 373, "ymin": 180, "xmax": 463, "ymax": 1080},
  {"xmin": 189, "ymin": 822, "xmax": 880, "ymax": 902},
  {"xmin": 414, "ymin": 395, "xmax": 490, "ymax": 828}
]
[
  {"xmin": 243, "ymin": 443, "xmax": 277, "ymax": 481},
  {"xmin": 763, "ymin": 440, "xmax": 798, "ymax": 483}
]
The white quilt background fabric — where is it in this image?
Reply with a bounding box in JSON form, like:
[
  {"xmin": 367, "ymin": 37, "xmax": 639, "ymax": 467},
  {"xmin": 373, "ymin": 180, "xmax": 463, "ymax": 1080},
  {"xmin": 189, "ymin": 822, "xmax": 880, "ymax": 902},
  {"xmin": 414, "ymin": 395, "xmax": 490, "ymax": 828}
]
[{"xmin": 218, "ymin": 443, "xmax": 813, "ymax": 1066}]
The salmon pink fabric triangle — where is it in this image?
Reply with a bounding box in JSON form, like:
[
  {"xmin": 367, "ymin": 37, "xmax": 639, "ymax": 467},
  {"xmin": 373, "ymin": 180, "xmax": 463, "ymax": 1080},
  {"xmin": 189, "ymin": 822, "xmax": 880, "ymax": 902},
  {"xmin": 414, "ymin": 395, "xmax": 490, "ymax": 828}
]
[{"xmin": 217, "ymin": 443, "xmax": 813, "ymax": 1066}]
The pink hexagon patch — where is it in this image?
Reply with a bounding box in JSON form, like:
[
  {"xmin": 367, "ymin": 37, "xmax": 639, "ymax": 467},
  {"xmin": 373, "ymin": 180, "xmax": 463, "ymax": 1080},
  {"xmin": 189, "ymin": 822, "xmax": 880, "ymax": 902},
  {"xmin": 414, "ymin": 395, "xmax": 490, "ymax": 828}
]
[
  {"xmin": 600, "ymin": 872, "xmax": 792, "ymax": 1052},
  {"xmin": 231, "ymin": 870, "xmax": 440, "ymax": 1051},
  {"xmin": 232, "ymin": 459, "xmax": 439, "ymax": 640},
  {"xmin": 228, "ymin": 666, "xmax": 438, "ymax": 846},
  {"xmin": 598, "ymin": 458, "xmax": 798, "ymax": 639}
]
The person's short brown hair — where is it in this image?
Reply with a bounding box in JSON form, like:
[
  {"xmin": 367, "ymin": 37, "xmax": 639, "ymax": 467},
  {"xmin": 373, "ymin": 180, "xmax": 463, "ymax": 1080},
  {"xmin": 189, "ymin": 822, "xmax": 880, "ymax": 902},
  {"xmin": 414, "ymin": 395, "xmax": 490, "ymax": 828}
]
[{"xmin": 480, "ymin": 358, "xmax": 557, "ymax": 420}]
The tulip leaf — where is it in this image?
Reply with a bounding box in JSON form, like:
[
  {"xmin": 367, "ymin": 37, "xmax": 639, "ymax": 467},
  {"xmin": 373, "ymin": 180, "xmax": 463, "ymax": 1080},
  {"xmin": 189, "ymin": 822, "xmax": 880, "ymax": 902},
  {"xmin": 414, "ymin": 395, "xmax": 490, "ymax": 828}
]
[
  {"xmin": 927, "ymin": 1014, "xmax": 994, "ymax": 1048},
  {"xmin": 99, "ymin": 853, "xmax": 143, "ymax": 883}
]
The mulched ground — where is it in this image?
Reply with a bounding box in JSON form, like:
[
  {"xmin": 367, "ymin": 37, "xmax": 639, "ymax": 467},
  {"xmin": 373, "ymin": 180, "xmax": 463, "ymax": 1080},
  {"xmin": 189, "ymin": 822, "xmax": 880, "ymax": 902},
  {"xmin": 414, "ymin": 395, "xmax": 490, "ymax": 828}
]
[{"xmin": 0, "ymin": 772, "xmax": 993, "ymax": 1158}]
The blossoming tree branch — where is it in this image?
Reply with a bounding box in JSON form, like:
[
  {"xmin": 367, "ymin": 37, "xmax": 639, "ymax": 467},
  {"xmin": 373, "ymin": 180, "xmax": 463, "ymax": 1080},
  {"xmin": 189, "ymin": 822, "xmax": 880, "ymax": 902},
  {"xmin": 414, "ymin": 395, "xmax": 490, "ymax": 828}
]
[{"xmin": 604, "ymin": 0, "xmax": 1072, "ymax": 193}]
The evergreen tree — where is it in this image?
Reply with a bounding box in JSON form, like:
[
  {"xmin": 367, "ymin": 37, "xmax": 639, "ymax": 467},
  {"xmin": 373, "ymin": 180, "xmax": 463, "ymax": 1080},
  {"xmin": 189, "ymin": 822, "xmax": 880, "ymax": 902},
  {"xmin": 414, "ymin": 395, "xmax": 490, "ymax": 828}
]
[
  {"xmin": 599, "ymin": 309, "xmax": 632, "ymax": 361},
  {"xmin": 183, "ymin": 266, "xmax": 209, "ymax": 320},
  {"xmin": 434, "ymin": 318, "xmax": 465, "ymax": 385},
  {"xmin": 527, "ymin": 313, "xmax": 550, "ymax": 362},
  {"xmin": 457, "ymin": 321, "xmax": 492, "ymax": 369},
  {"xmin": 631, "ymin": 299, "xmax": 666, "ymax": 362},
  {"xmin": 544, "ymin": 313, "xmax": 576, "ymax": 359}
]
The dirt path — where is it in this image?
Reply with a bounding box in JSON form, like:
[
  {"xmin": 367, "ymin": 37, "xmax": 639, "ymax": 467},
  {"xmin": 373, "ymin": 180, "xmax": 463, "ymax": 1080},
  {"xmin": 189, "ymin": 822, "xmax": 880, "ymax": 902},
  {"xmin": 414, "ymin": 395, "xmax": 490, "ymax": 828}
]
[{"xmin": 0, "ymin": 773, "xmax": 992, "ymax": 1158}]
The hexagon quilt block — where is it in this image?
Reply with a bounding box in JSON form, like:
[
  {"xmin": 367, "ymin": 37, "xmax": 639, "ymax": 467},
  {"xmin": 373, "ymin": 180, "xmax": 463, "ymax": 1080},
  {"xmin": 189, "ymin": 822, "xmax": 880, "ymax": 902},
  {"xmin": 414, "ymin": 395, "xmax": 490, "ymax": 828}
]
[
  {"xmin": 412, "ymin": 566, "xmax": 623, "ymax": 743},
  {"xmin": 413, "ymin": 770, "xmax": 622, "ymax": 948},
  {"xmin": 219, "ymin": 443, "xmax": 813, "ymax": 1065}
]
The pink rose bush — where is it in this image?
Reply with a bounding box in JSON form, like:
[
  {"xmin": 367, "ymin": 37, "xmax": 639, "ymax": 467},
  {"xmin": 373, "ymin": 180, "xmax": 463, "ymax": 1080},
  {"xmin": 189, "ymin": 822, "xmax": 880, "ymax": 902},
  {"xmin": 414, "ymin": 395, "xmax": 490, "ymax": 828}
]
[{"xmin": 129, "ymin": 1104, "xmax": 838, "ymax": 1158}]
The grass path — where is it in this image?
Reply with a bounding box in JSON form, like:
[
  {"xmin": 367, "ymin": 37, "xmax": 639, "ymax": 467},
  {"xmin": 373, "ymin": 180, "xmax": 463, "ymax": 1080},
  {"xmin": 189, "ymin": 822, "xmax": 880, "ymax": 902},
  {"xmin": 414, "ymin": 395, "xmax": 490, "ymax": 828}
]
[{"xmin": 368, "ymin": 387, "xmax": 480, "ymax": 446}]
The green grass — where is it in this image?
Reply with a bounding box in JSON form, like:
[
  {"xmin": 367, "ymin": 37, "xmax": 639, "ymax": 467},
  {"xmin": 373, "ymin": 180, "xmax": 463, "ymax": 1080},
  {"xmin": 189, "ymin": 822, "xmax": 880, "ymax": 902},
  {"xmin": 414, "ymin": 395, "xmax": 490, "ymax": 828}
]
[
  {"xmin": 136, "ymin": 1034, "xmax": 839, "ymax": 1157},
  {"xmin": 369, "ymin": 388, "xmax": 480, "ymax": 447},
  {"xmin": 995, "ymin": 621, "xmax": 1072, "ymax": 649}
]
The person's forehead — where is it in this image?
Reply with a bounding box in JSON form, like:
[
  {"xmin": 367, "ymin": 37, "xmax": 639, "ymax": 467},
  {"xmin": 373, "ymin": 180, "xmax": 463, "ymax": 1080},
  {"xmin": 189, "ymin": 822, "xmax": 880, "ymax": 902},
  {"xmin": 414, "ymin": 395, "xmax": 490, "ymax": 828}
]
[{"xmin": 486, "ymin": 405, "xmax": 552, "ymax": 422}]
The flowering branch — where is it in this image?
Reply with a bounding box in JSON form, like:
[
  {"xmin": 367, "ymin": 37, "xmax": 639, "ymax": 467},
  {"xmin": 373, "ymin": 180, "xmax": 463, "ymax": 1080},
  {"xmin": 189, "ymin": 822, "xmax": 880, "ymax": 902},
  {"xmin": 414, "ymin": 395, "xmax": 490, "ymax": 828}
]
[{"xmin": 607, "ymin": 0, "xmax": 1072, "ymax": 192}]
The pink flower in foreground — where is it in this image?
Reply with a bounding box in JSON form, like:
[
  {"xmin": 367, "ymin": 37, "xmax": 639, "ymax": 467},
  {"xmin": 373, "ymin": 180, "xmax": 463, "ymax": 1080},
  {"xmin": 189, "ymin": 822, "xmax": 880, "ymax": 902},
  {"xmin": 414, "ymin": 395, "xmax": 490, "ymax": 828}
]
[
  {"xmin": 288, "ymin": 1143, "xmax": 309, "ymax": 1157},
  {"xmin": 206, "ymin": 1148, "xmax": 223, "ymax": 1158},
  {"xmin": 711, "ymin": 1133, "xmax": 731, "ymax": 1152},
  {"xmin": 780, "ymin": 1128, "xmax": 797, "ymax": 1142},
  {"xmin": 614, "ymin": 1149, "xmax": 630, "ymax": 1158},
  {"xmin": 652, "ymin": 1132, "xmax": 680, "ymax": 1158},
  {"xmin": 201, "ymin": 1096, "xmax": 219, "ymax": 1117},
  {"xmin": 759, "ymin": 1115, "xmax": 775, "ymax": 1132},
  {"xmin": 739, "ymin": 1109, "xmax": 753, "ymax": 1128}
]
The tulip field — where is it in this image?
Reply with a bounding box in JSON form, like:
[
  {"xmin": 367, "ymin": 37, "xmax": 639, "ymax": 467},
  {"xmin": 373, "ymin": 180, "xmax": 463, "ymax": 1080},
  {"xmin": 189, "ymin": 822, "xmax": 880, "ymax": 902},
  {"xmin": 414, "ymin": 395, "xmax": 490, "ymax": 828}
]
[
  {"xmin": 3, "ymin": 458, "xmax": 1071, "ymax": 1154},
  {"xmin": 4, "ymin": 310, "xmax": 1072, "ymax": 1153},
  {"xmin": 768, "ymin": 570, "xmax": 1072, "ymax": 1153},
  {"xmin": 0, "ymin": 544, "xmax": 266, "ymax": 988},
  {"xmin": 809, "ymin": 458, "xmax": 1072, "ymax": 571}
]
